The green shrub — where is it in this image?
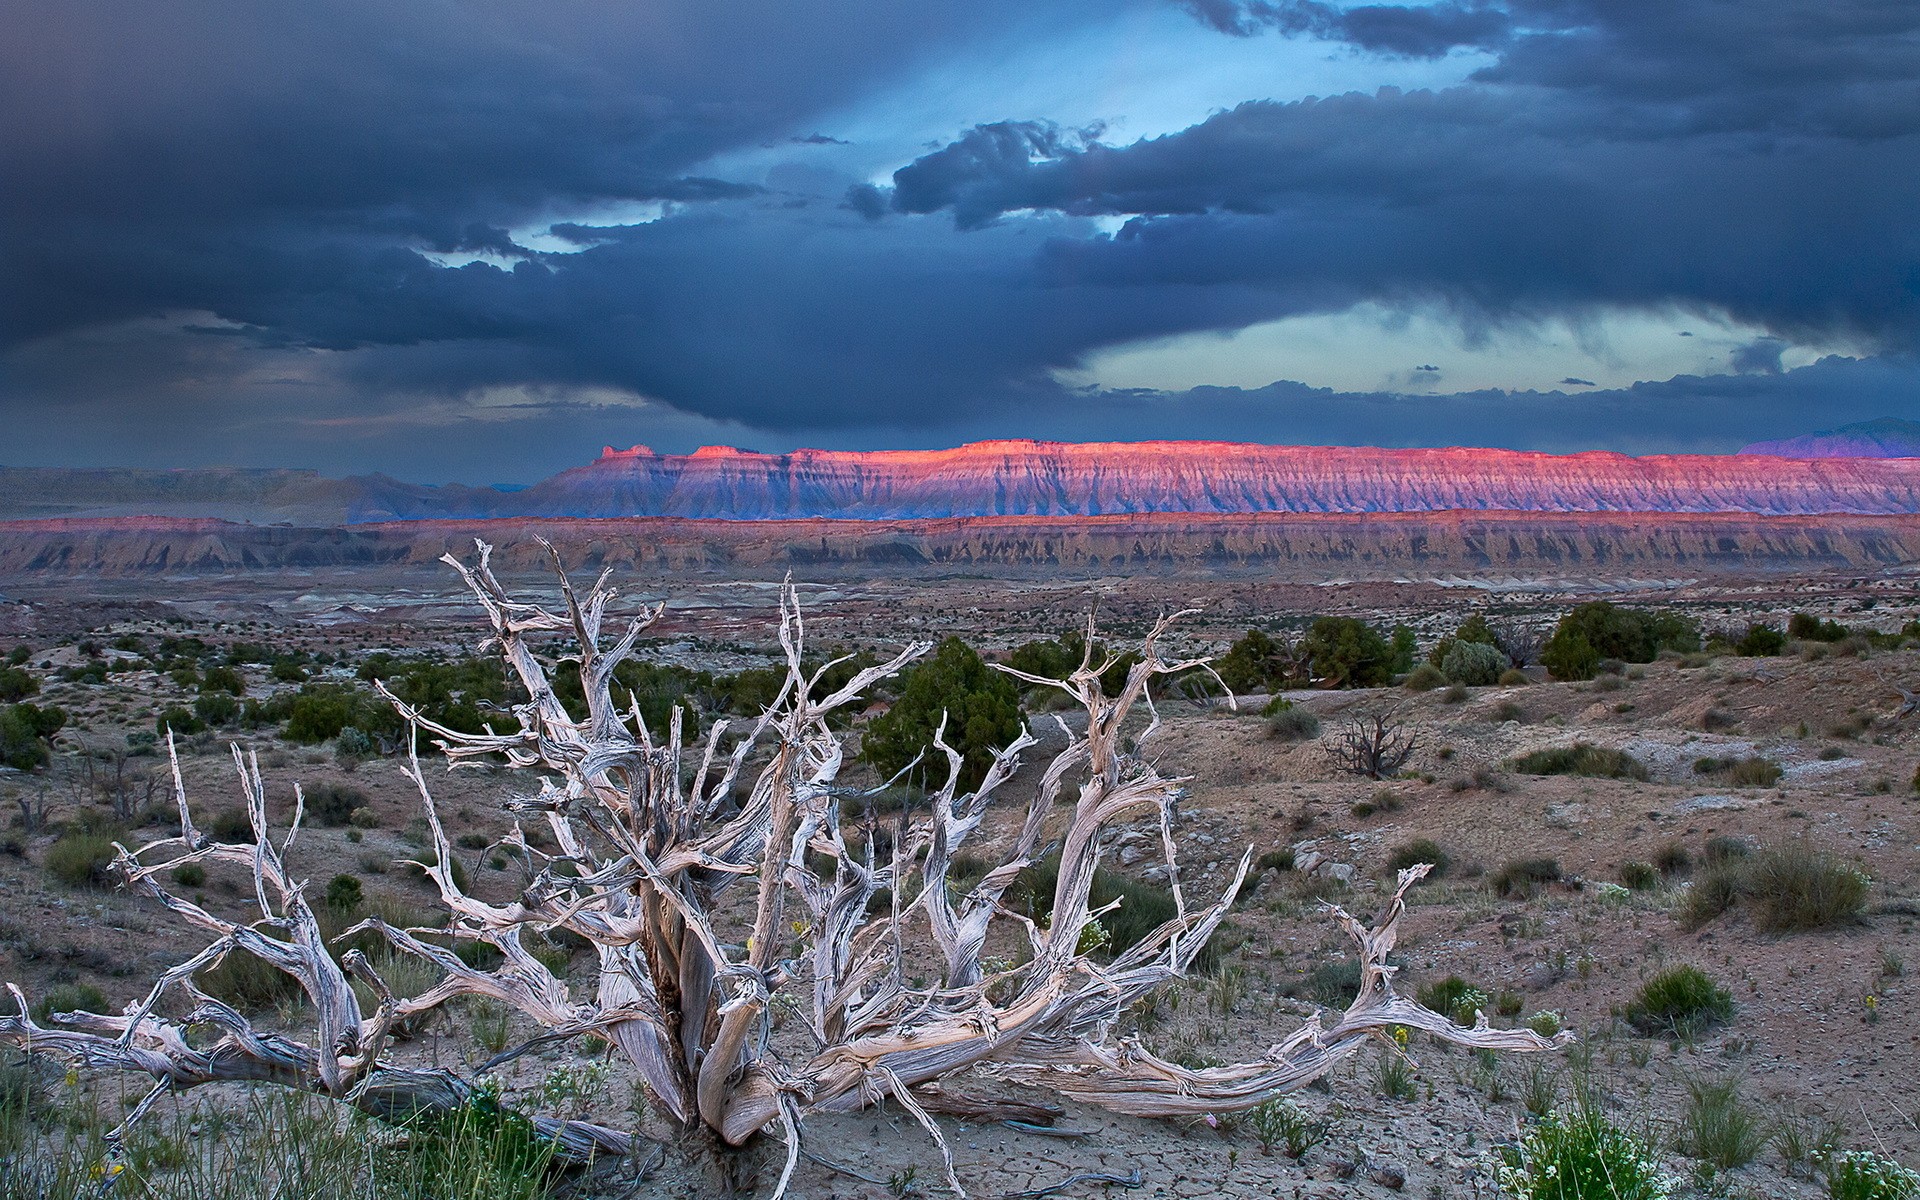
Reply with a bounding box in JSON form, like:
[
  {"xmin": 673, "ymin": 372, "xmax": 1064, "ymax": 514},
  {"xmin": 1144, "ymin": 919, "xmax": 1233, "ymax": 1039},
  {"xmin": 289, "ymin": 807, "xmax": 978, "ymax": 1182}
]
[
  {"xmin": 1415, "ymin": 975, "xmax": 1487, "ymax": 1024},
  {"xmin": 1496, "ymin": 1108, "xmax": 1671, "ymax": 1200},
  {"xmin": 193, "ymin": 692, "xmax": 240, "ymax": 727},
  {"xmin": 1685, "ymin": 842, "xmax": 1865, "ymax": 933},
  {"xmin": 209, "ymin": 807, "xmax": 255, "ymax": 841},
  {"xmin": 0, "ymin": 666, "xmax": 37, "ymax": 703},
  {"xmin": 30, "ymin": 982, "xmax": 107, "ymax": 1024},
  {"xmin": 1265, "ymin": 704, "xmax": 1321, "ymax": 741},
  {"xmin": 1441, "ymin": 639, "xmax": 1510, "ymax": 686},
  {"xmin": 200, "ymin": 664, "xmax": 246, "ymax": 695},
  {"xmin": 0, "ymin": 702, "xmax": 67, "ymax": 771},
  {"xmin": 1742, "ymin": 844, "xmax": 1868, "ymax": 932},
  {"xmin": 1542, "ymin": 601, "xmax": 1699, "ymax": 681},
  {"xmin": 1735, "ymin": 623, "xmax": 1787, "ymax": 656},
  {"xmin": 1301, "ymin": 616, "xmax": 1394, "ymax": 688},
  {"xmin": 1618, "ymin": 860, "xmax": 1659, "ymax": 890},
  {"xmin": 199, "ymin": 945, "xmax": 303, "ymax": 1013},
  {"xmin": 1726, "ymin": 757, "xmax": 1782, "ymax": 787},
  {"xmin": 1789, "ymin": 613, "xmax": 1849, "ymax": 642},
  {"xmin": 404, "ymin": 846, "xmax": 471, "ymax": 894},
  {"xmin": 305, "ymin": 781, "xmax": 368, "ymax": 827},
  {"xmin": 1247, "ymin": 1097, "xmax": 1328, "ymax": 1159},
  {"xmin": 1255, "ymin": 847, "xmax": 1295, "ymax": 873},
  {"xmin": 335, "ymin": 726, "xmax": 375, "ymax": 765},
  {"xmin": 1497, "ymin": 668, "xmax": 1530, "ymax": 687},
  {"xmin": 1699, "ymin": 707, "xmax": 1738, "ymax": 731},
  {"xmin": 1626, "ymin": 965, "xmax": 1733, "ymax": 1037},
  {"xmin": 171, "ymin": 862, "xmax": 206, "ymax": 888},
  {"xmin": 1012, "ymin": 855, "xmax": 1187, "ymax": 964},
  {"xmin": 1491, "ymin": 858, "xmax": 1562, "ymax": 898},
  {"xmin": 862, "ymin": 637, "xmax": 1022, "ymax": 793},
  {"xmin": 44, "ymin": 833, "xmax": 119, "ymax": 888},
  {"xmin": 1827, "ymin": 1151, "xmax": 1920, "ymax": 1200},
  {"xmin": 156, "ymin": 704, "xmax": 206, "ymax": 736},
  {"xmin": 1653, "ymin": 842, "xmax": 1692, "ymax": 877},
  {"xmin": 1387, "ymin": 838, "xmax": 1449, "ymax": 876},
  {"xmin": 1402, "ymin": 663, "xmax": 1447, "ymax": 691},
  {"xmin": 1703, "ymin": 835, "xmax": 1751, "ymax": 864},
  {"xmin": 1214, "ymin": 628, "xmax": 1306, "ymax": 694},
  {"xmin": 325, "ymin": 873, "xmax": 365, "ymax": 914},
  {"xmin": 1508, "ymin": 743, "xmax": 1649, "ymax": 780},
  {"xmin": 1352, "ymin": 786, "xmax": 1408, "ymax": 819}
]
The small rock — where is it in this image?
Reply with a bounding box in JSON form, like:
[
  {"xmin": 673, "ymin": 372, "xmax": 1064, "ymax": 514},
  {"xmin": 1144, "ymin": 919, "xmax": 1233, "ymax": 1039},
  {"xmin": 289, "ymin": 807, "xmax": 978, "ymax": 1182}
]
[
  {"xmin": 1370, "ymin": 1161, "xmax": 1408, "ymax": 1190},
  {"xmin": 1315, "ymin": 1156, "xmax": 1358, "ymax": 1181}
]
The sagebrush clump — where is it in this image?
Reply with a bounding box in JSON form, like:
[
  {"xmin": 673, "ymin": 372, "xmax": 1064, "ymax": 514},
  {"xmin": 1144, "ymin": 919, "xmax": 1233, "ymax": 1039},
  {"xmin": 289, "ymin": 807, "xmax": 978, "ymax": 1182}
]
[
  {"xmin": 1626, "ymin": 965, "xmax": 1733, "ymax": 1037},
  {"xmin": 1509, "ymin": 743, "xmax": 1649, "ymax": 780},
  {"xmin": 1683, "ymin": 842, "xmax": 1867, "ymax": 932}
]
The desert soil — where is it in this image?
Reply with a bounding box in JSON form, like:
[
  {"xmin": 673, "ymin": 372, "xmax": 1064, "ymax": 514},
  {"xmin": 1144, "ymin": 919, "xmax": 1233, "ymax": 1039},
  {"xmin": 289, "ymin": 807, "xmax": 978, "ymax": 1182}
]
[{"xmin": 0, "ymin": 565, "xmax": 1915, "ymax": 1199}]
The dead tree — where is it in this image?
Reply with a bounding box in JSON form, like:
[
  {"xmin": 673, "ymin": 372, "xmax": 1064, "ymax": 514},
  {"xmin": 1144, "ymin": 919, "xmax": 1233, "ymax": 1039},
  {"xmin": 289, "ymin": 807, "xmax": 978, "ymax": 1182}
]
[
  {"xmin": 1323, "ymin": 708, "xmax": 1421, "ymax": 780},
  {"xmin": 0, "ymin": 543, "xmax": 1559, "ymax": 1194},
  {"xmin": 1491, "ymin": 620, "xmax": 1543, "ymax": 669}
]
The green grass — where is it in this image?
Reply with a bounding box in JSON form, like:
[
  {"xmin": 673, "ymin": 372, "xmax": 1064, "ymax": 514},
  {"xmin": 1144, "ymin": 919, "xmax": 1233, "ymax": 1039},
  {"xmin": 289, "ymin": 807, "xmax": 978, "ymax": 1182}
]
[
  {"xmin": 1742, "ymin": 844, "xmax": 1869, "ymax": 932},
  {"xmin": 1386, "ymin": 838, "xmax": 1449, "ymax": 876},
  {"xmin": 1678, "ymin": 1077, "xmax": 1765, "ymax": 1170},
  {"xmin": 1490, "ymin": 857, "xmax": 1562, "ymax": 898},
  {"xmin": 1508, "ymin": 743, "xmax": 1649, "ymax": 781},
  {"xmin": 29, "ymin": 984, "xmax": 105, "ymax": 1025},
  {"xmin": 1617, "ymin": 860, "xmax": 1659, "ymax": 890},
  {"xmin": 1625, "ymin": 965, "xmax": 1733, "ymax": 1038},
  {"xmin": 0, "ymin": 1085, "xmax": 568, "ymax": 1200},
  {"xmin": 1265, "ymin": 706, "xmax": 1321, "ymax": 741},
  {"xmin": 43, "ymin": 834, "xmax": 118, "ymax": 889},
  {"xmin": 1683, "ymin": 842, "xmax": 1868, "ymax": 933}
]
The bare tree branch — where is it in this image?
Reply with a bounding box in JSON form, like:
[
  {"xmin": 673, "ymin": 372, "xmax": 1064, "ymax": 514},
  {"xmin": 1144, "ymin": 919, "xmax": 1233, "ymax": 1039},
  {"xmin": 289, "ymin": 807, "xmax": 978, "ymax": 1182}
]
[{"xmin": 0, "ymin": 542, "xmax": 1563, "ymax": 1194}]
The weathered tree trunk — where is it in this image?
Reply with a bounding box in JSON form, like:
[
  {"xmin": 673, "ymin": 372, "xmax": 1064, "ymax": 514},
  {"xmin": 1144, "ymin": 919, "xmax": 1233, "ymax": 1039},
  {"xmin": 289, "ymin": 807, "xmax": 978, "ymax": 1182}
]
[{"xmin": 0, "ymin": 542, "xmax": 1566, "ymax": 1196}]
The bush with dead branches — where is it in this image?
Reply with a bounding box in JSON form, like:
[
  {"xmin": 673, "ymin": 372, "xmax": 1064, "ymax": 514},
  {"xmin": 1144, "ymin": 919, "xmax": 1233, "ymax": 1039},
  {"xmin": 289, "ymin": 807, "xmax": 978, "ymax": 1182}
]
[
  {"xmin": 1322, "ymin": 708, "xmax": 1421, "ymax": 779},
  {"xmin": 0, "ymin": 542, "xmax": 1559, "ymax": 1195}
]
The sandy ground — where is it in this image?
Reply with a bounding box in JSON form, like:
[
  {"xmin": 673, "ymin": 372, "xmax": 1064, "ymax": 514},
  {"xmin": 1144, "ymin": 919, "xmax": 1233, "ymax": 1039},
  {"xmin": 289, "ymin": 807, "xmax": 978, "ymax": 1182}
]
[{"xmin": 0, "ymin": 570, "xmax": 1916, "ymax": 1198}]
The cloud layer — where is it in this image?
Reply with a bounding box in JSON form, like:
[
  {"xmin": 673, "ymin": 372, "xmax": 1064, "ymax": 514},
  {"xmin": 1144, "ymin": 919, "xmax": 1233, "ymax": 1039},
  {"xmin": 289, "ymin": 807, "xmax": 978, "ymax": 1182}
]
[{"xmin": 2, "ymin": 0, "xmax": 1916, "ymax": 479}]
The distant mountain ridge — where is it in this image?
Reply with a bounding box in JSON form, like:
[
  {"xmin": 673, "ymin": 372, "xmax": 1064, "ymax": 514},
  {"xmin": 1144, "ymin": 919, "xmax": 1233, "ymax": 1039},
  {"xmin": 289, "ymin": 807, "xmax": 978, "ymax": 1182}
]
[
  {"xmin": 1740, "ymin": 418, "xmax": 1920, "ymax": 459},
  {"xmin": 10, "ymin": 436, "xmax": 1920, "ymax": 524}
]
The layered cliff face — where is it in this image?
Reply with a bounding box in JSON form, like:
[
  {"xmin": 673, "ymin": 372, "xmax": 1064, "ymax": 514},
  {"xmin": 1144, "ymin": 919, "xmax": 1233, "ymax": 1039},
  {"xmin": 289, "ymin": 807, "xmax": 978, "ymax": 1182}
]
[
  {"xmin": 5, "ymin": 513, "xmax": 1918, "ymax": 578},
  {"xmin": 510, "ymin": 441, "xmax": 1920, "ymax": 519},
  {"xmin": 12, "ymin": 439, "xmax": 1920, "ymax": 524}
]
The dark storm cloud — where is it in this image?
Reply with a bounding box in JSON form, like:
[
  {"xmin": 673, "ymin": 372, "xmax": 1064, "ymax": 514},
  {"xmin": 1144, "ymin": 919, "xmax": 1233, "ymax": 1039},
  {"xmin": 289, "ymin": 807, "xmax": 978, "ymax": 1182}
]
[
  {"xmin": 1181, "ymin": 0, "xmax": 1511, "ymax": 57},
  {"xmin": 878, "ymin": 1, "xmax": 1920, "ymax": 351},
  {"xmin": 0, "ymin": 0, "xmax": 1102, "ymax": 347},
  {"xmin": 1730, "ymin": 338, "xmax": 1787, "ymax": 375},
  {"xmin": 3, "ymin": 0, "xmax": 1917, "ymax": 477}
]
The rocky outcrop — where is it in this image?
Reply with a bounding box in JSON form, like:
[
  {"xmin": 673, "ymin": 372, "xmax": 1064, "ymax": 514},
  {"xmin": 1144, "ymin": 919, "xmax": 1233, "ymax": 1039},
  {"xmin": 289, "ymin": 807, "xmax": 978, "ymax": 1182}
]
[{"xmin": 5, "ymin": 512, "xmax": 1919, "ymax": 578}]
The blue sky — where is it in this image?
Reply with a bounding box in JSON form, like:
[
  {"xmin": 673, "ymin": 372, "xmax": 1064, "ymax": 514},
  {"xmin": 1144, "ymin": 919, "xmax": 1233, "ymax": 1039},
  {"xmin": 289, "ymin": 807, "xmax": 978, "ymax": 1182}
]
[{"xmin": 1, "ymin": 0, "xmax": 1915, "ymax": 481}]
